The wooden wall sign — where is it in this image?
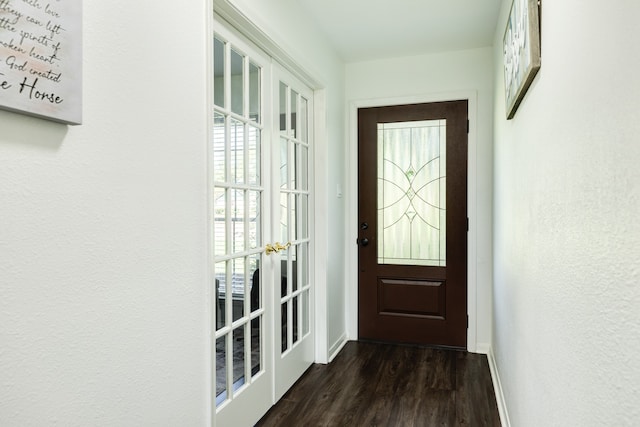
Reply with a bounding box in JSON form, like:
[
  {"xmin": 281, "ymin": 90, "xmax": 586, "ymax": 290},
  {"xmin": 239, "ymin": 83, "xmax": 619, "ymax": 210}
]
[
  {"xmin": 0, "ymin": 0, "xmax": 82, "ymax": 125},
  {"xmin": 503, "ymin": 0, "xmax": 541, "ymax": 120}
]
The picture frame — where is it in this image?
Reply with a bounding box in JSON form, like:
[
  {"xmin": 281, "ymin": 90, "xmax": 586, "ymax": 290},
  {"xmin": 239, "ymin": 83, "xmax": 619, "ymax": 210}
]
[
  {"xmin": 503, "ymin": 0, "xmax": 541, "ymax": 120},
  {"xmin": 0, "ymin": 0, "xmax": 83, "ymax": 125}
]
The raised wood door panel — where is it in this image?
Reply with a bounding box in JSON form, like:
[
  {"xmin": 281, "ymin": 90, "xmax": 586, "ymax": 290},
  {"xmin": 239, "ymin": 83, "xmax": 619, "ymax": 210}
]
[{"xmin": 358, "ymin": 101, "xmax": 468, "ymax": 348}]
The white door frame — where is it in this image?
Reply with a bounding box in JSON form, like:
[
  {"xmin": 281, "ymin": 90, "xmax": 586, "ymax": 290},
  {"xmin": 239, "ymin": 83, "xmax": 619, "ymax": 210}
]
[{"xmin": 345, "ymin": 91, "xmax": 480, "ymax": 353}]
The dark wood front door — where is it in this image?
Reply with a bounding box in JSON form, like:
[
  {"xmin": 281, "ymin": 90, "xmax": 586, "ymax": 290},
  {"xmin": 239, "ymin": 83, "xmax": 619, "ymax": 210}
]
[{"xmin": 358, "ymin": 101, "xmax": 468, "ymax": 348}]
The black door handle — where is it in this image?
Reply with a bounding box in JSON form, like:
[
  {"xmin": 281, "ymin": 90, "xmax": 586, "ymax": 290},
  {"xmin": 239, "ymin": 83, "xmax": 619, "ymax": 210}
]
[{"xmin": 360, "ymin": 237, "xmax": 369, "ymax": 247}]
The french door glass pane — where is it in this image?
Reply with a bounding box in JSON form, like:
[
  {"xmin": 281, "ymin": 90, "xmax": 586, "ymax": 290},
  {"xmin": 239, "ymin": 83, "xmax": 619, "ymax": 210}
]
[
  {"xmin": 280, "ymin": 193, "xmax": 288, "ymax": 244},
  {"xmin": 292, "ymin": 193, "xmax": 297, "ymax": 241},
  {"xmin": 297, "ymin": 145, "xmax": 308, "ymax": 191},
  {"xmin": 300, "ymin": 243, "xmax": 309, "ymax": 286},
  {"xmin": 248, "ymin": 190, "xmax": 261, "ymax": 250},
  {"xmin": 290, "ymin": 245, "xmax": 298, "ymax": 292},
  {"xmin": 214, "ymin": 189, "xmax": 226, "ymax": 257},
  {"xmin": 292, "ymin": 295, "xmax": 299, "ymax": 345},
  {"xmin": 291, "ymin": 144, "xmax": 299, "ymax": 190},
  {"xmin": 290, "ymin": 90, "xmax": 298, "ymax": 139},
  {"xmin": 230, "ymin": 119, "xmax": 244, "ymax": 184},
  {"xmin": 232, "ymin": 257, "xmax": 245, "ymax": 321},
  {"xmin": 251, "ymin": 317, "xmax": 261, "ymax": 379},
  {"xmin": 231, "ymin": 189, "xmax": 245, "ymax": 253},
  {"xmin": 215, "ymin": 261, "xmax": 227, "ymax": 331},
  {"xmin": 216, "ymin": 336, "xmax": 227, "ymax": 398},
  {"xmin": 232, "ymin": 327, "xmax": 245, "ymax": 386},
  {"xmin": 281, "ymin": 252, "xmax": 289, "ymax": 299},
  {"xmin": 279, "ymin": 83, "xmax": 287, "ymax": 131},
  {"xmin": 213, "ymin": 113, "xmax": 226, "ymax": 182},
  {"xmin": 230, "ymin": 49, "xmax": 244, "ymax": 116},
  {"xmin": 280, "ymin": 138, "xmax": 288, "ymax": 188},
  {"xmin": 249, "ymin": 62, "xmax": 260, "ymax": 123},
  {"xmin": 214, "ymin": 38, "xmax": 225, "ymax": 108},
  {"xmin": 300, "ymin": 97, "xmax": 308, "ymax": 143},
  {"xmin": 281, "ymin": 301, "xmax": 288, "ymax": 352},
  {"xmin": 300, "ymin": 194, "xmax": 308, "ymax": 238},
  {"xmin": 377, "ymin": 120, "xmax": 447, "ymax": 267},
  {"xmin": 249, "ymin": 256, "xmax": 260, "ymax": 314},
  {"xmin": 248, "ymin": 126, "xmax": 260, "ymax": 185},
  {"xmin": 302, "ymin": 290, "xmax": 309, "ymax": 335}
]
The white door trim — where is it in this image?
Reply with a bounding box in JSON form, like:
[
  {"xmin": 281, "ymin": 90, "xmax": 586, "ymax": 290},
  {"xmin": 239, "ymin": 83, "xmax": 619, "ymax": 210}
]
[{"xmin": 345, "ymin": 91, "xmax": 480, "ymax": 353}]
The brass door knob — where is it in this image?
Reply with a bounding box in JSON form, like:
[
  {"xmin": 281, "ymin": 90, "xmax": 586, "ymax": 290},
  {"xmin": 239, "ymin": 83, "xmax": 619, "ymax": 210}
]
[
  {"xmin": 265, "ymin": 243, "xmax": 277, "ymax": 255},
  {"xmin": 274, "ymin": 242, "xmax": 291, "ymax": 252},
  {"xmin": 265, "ymin": 242, "xmax": 291, "ymax": 255}
]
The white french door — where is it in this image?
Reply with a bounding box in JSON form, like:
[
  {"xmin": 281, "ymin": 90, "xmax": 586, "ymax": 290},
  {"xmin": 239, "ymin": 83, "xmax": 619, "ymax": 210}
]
[
  {"xmin": 271, "ymin": 65, "xmax": 315, "ymax": 402},
  {"xmin": 212, "ymin": 21, "xmax": 314, "ymax": 427},
  {"xmin": 212, "ymin": 24, "xmax": 273, "ymax": 427}
]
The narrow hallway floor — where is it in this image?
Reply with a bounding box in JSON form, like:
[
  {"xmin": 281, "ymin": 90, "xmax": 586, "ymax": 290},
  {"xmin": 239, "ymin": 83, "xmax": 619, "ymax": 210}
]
[{"xmin": 256, "ymin": 341, "xmax": 501, "ymax": 426}]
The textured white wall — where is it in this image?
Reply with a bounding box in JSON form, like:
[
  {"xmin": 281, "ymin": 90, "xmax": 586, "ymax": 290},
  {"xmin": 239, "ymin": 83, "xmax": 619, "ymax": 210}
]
[
  {"xmin": 492, "ymin": 1, "xmax": 640, "ymax": 425},
  {"xmin": 345, "ymin": 48, "xmax": 495, "ymax": 350},
  {"xmin": 0, "ymin": 2, "xmax": 209, "ymax": 426},
  {"xmin": 224, "ymin": 0, "xmax": 347, "ymax": 361}
]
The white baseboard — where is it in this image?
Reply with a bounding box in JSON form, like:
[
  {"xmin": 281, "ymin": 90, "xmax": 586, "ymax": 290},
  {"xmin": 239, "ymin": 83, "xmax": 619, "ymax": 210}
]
[
  {"xmin": 327, "ymin": 334, "xmax": 348, "ymax": 363},
  {"xmin": 486, "ymin": 347, "xmax": 511, "ymax": 427}
]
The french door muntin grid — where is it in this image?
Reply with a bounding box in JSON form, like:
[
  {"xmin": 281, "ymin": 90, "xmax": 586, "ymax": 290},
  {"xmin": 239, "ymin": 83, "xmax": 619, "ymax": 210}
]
[
  {"xmin": 213, "ymin": 27, "xmax": 314, "ymax": 419},
  {"xmin": 278, "ymin": 81, "xmax": 311, "ymax": 354},
  {"xmin": 213, "ymin": 33, "xmax": 265, "ymax": 407}
]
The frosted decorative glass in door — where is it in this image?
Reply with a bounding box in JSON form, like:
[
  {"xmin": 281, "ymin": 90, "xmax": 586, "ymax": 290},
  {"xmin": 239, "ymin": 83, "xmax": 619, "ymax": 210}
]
[{"xmin": 377, "ymin": 120, "xmax": 447, "ymax": 267}]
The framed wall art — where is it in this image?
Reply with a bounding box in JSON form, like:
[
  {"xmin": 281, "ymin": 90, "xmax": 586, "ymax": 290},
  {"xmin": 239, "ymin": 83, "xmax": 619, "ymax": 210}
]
[
  {"xmin": 0, "ymin": 0, "xmax": 82, "ymax": 125},
  {"xmin": 503, "ymin": 0, "xmax": 541, "ymax": 120}
]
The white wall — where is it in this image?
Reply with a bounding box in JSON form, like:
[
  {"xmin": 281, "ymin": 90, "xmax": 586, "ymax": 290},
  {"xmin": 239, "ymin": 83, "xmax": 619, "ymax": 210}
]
[
  {"xmin": 345, "ymin": 48, "xmax": 495, "ymax": 351},
  {"xmin": 492, "ymin": 1, "xmax": 640, "ymax": 425},
  {"xmin": 222, "ymin": 0, "xmax": 347, "ymax": 361},
  {"xmin": 0, "ymin": 2, "xmax": 209, "ymax": 426}
]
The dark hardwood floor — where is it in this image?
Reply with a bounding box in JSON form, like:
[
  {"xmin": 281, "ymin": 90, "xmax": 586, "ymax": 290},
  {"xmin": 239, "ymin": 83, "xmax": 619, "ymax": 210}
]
[{"xmin": 256, "ymin": 341, "xmax": 501, "ymax": 426}]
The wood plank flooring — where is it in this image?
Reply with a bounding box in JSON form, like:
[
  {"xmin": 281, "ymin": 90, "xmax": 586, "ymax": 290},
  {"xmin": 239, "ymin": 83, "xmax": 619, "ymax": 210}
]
[{"xmin": 256, "ymin": 341, "xmax": 501, "ymax": 426}]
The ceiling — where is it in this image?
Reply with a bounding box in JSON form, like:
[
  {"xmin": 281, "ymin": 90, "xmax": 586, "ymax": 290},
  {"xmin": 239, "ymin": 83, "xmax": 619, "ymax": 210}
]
[{"xmin": 297, "ymin": 0, "xmax": 503, "ymax": 62}]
